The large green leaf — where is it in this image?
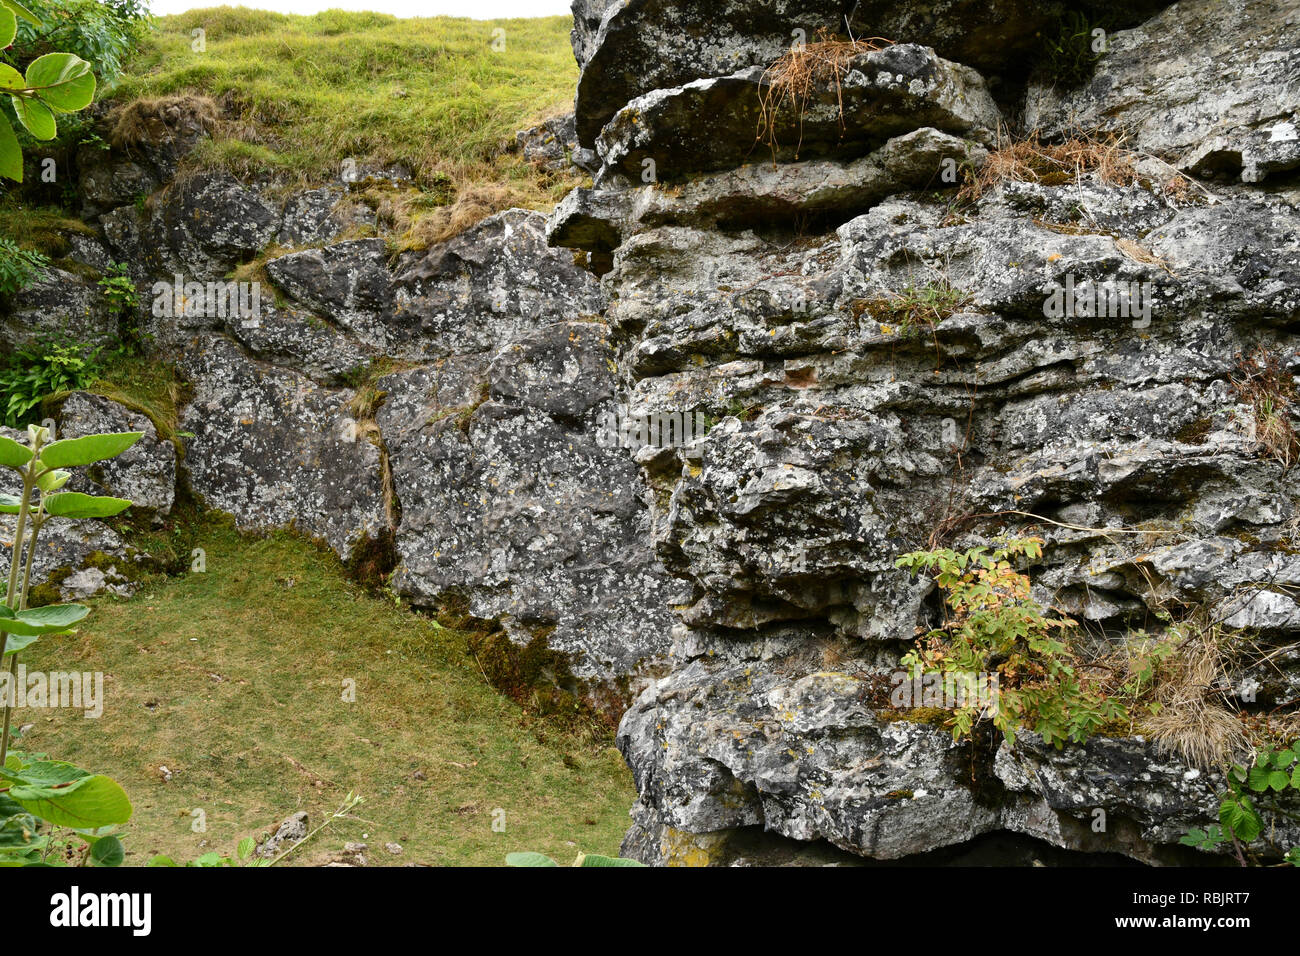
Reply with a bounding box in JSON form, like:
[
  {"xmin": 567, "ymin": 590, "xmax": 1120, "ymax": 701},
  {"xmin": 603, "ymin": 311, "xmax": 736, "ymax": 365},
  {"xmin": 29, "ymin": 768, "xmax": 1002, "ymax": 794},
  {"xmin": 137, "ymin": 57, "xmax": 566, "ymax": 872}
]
[
  {"xmin": 43, "ymin": 492, "xmax": 132, "ymax": 519},
  {"xmin": 0, "ymin": 63, "xmax": 24, "ymax": 93},
  {"xmin": 37, "ymin": 431, "xmax": 143, "ymax": 468},
  {"xmin": 3, "ymin": 762, "xmax": 132, "ymax": 828},
  {"xmin": 0, "ymin": 493, "xmax": 20, "ymax": 514},
  {"xmin": 0, "ymin": 602, "xmax": 89, "ymax": 636},
  {"xmin": 23, "ymin": 53, "xmax": 95, "ymax": 113},
  {"xmin": 10, "ymin": 95, "xmax": 55, "ymax": 141},
  {"xmin": 0, "ymin": 112, "xmax": 19, "ymax": 183},
  {"xmin": 0, "ymin": 0, "xmax": 42, "ymax": 27},
  {"xmin": 0, "ymin": 8, "xmax": 15, "ymax": 51},
  {"xmin": 89, "ymin": 835, "xmax": 125, "ymax": 867},
  {"xmin": 1, "ymin": 633, "xmax": 41, "ymax": 656},
  {"xmin": 0, "ymin": 434, "xmax": 32, "ymax": 468}
]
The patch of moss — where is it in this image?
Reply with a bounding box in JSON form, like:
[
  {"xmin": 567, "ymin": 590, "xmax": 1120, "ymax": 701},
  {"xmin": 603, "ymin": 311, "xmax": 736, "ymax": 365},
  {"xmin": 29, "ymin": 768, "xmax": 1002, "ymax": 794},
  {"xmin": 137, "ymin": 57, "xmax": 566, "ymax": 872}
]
[
  {"xmin": 1175, "ymin": 417, "xmax": 1213, "ymax": 444},
  {"xmin": 876, "ymin": 706, "xmax": 953, "ymax": 727},
  {"xmin": 344, "ymin": 527, "xmax": 399, "ymax": 593},
  {"xmin": 467, "ymin": 624, "xmax": 629, "ymax": 737}
]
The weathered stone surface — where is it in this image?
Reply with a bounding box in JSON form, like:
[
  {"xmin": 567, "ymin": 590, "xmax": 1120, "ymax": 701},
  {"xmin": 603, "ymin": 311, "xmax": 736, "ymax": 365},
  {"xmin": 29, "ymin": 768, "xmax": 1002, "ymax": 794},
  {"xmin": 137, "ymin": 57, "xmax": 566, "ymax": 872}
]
[
  {"xmin": 618, "ymin": 628, "xmax": 1002, "ymax": 861},
  {"xmin": 178, "ymin": 336, "xmax": 387, "ymax": 561},
  {"xmin": 573, "ymin": 0, "xmax": 852, "ymax": 146},
  {"xmin": 551, "ymin": 128, "xmax": 987, "ymax": 252},
  {"xmin": 226, "ymin": 300, "xmax": 374, "ymax": 386},
  {"xmin": 1, "ymin": 267, "xmax": 117, "ymax": 350},
  {"xmin": 59, "ymin": 392, "xmax": 176, "ymax": 522},
  {"xmin": 377, "ymin": 320, "xmax": 676, "ymax": 681},
  {"xmin": 1025, "ymin": 0, "xmax": 1300, "ymax": 183},
  {"xmin": 997, "ymin": 734, "xmax": 1300, "ymax": 862},
  {"xmin": 265, "ymin": 238, "xmax": 395, "ymax": 350},
  {"xmin": 585, "ymin": 112, "xmax": 1300, "ymax": 860},
  {"xmin": 595, "ymin": 45, "xmax": 1000, "ymax": 182},
  {"xmin": 570, "ymin": 0, "xmax": 619, "ymax": 70},
  {"xmin": 277, "ymin": 187, "xmax": 376, "ymax": 246},
  {"xmin": 514, "ymin": 112, "xmax": 583, "ymax": 173},
  {"xmin": 105, "ymin": 172, "xmax": 279, "ymax": 278},
  {"xmin": 388, "ymin": 209, "xmax": 606, "ymax": 358},
  {"xmin": 571, "ymin": 0, "xmax": 1178, "ymax": 146},
  {"xmin": 0, "ymin": 515, "xmax": 142, "ymax": 601}
]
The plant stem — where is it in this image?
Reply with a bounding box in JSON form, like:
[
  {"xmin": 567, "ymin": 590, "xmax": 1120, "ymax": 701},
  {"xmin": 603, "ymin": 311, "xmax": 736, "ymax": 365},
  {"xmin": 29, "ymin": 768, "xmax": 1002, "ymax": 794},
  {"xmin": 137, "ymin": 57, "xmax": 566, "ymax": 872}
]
[
  {"xmin": 0, "ymin": 654, "xmax": 15, "ymax": 767},
  {"xmin": 0, "ymin": 515, "xmax": 44, "ymax": 766},
  {"xmin": 0, "ymin": 465, "xmax": 34, "ymax": 658},
  {"xmin": 0, "ymin": 431, "xmax": 44, "ymax": 765},
  {"xmin": 18, "ymin": 514, "xmax": 42, "ymax": 612}
]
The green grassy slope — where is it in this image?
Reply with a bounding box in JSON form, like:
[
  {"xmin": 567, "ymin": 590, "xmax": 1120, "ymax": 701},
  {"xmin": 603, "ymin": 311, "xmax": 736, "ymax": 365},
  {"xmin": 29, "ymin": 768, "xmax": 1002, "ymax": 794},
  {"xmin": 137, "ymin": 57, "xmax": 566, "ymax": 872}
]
[
  {"xmin": 21, "ymin": 517, "xmax": 636, "ymax": 866},
  {"xmin": 108, "ymin": 7, "xmax": 582, "ymax": 245}
]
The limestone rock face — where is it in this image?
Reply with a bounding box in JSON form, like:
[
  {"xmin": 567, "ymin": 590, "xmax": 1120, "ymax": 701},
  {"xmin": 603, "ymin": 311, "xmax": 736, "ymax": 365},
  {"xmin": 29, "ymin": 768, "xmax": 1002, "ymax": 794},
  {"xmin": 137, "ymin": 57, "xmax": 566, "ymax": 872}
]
[
  {"xmin": 594, "ymin": 45, "xmax": 1000, "ymax": 183},
  {"xmin": 546, "ymin": 0, "xmax": 1300, "ymax": 864},
  {"xmin": 178, "ymin": 336, "xmax": 388, "ymax": 563},
  {"xmin": 389, "ymin": 209, "xmax": 607, "ymax": 359},
  {"xmin": 20, "ymin": 0, "xmax": 1300, "ymax": 866},
  {"xmin": 1025, "ymin": 0, "xmax": 1300, "ymax": 183},
  {"xmin": 377, "ymin": 321, "xmax": 677, "ymax": 681},
  {"xmin": 40, "ymin": 134, "xmax": 674, "ymax": 686}
]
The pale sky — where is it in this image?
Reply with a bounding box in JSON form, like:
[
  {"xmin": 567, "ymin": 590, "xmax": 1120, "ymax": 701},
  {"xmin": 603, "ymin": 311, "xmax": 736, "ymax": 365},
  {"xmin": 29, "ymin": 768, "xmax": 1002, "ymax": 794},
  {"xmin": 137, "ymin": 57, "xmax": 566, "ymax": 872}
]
[{"xmin": 149, "ymin": 0, "xmax": 571, "ymax": 16}]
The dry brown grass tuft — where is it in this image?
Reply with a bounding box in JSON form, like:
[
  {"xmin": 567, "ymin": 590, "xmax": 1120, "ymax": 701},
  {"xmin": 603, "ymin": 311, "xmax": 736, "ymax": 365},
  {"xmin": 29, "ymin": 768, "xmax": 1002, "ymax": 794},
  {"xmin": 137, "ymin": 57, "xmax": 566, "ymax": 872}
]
[
  {"xmin": 757, "ymin": 29, "xmax": 893, "ymax": 161},
  {"xmin": 1231, "ymin": 346, "xmax": 1300, "ymax": 469},
  {"xmin": 956, "ymin": 128, "xmax": 1138, "ymax": 205},
  {"xmin": 1142, "ymin": 626, "xmax": 1253, "ymax": 771},
  {"xmin": 109, "ymin": 94, "xmax": 221, "ymax": 150},
  {"xmin": 398, "ymin": 182, "xmax": 524, "ymax": 249}
]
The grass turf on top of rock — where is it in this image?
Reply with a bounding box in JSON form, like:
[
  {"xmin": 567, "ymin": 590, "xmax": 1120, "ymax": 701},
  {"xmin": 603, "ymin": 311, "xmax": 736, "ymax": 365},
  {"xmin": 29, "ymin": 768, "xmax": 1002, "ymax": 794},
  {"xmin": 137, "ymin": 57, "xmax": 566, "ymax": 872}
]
[
  {"xmin": 107, "ymin": 7, "xmax": 582, "ymax": 248},
  {"xmin": 18, "ymin": 514, "xmax": 635, "ymax": 866}
]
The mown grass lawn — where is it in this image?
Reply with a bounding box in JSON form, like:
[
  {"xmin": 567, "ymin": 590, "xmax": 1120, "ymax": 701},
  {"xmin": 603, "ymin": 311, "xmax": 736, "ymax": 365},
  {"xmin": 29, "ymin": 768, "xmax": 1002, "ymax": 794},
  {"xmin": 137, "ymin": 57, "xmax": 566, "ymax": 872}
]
[{"xmin": 18, "ymin": 517, "xmax": 635, "ymax": 866}]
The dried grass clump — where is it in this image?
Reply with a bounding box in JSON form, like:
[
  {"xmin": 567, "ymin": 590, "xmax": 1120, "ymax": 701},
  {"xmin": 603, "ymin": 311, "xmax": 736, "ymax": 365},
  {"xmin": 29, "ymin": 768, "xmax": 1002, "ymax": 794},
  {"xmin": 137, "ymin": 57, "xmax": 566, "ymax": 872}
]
[
  {"xmin": 109, "ymin": 94, "xmax": 221, "ymax": 150},
  {"xmin": 956, "ymin": 129, "xmax": 1138, "ymax": 205},
  {"xmin": 398, "ymin": 182, "xmax": 523, "ymax": 250},
  {"xmin": 1144, "ymin": 630, "xmax": 1252, "ymax": 771},
  {"xmin": 1231, "ymin": 346, "xmax": 1300, "ymax": 469},
  {"xmin": 757, "ymin": 29, "xmax": 893, "ymax": 161}
]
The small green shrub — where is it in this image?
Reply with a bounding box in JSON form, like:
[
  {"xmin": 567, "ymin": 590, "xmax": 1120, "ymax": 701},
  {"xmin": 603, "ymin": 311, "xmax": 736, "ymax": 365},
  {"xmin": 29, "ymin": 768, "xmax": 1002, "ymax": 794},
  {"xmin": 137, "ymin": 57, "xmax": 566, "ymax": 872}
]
[
  {"xmin": 896, "ymin": 538, "xmax": 1126, "ymax": 747},
  {"xmin": 1181, "ymin": 742, "xmax": 1300, "ymax": 865},
  {"xmin": 0, "ymin": 335, "xmax": 102, "ymax": 426},
  {"xmin": 96, "ymin": 261, "xmax": 138, "ymax": 314}
]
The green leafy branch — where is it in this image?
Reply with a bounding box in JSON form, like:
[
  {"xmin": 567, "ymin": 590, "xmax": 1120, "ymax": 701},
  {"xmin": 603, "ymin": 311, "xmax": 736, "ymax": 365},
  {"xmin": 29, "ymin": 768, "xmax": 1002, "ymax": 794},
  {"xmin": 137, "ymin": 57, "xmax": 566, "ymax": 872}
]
[
  {"xmin": 1181, "ymin": 742, "xmax": 1300, "ymax": 866},
  {"xmin": 0, "ymin": 423, "xmax": 143, "ymax": 866},
  {"xmin": 0, "ymin": 0, "xmax": 97, "ymax": 182}
]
